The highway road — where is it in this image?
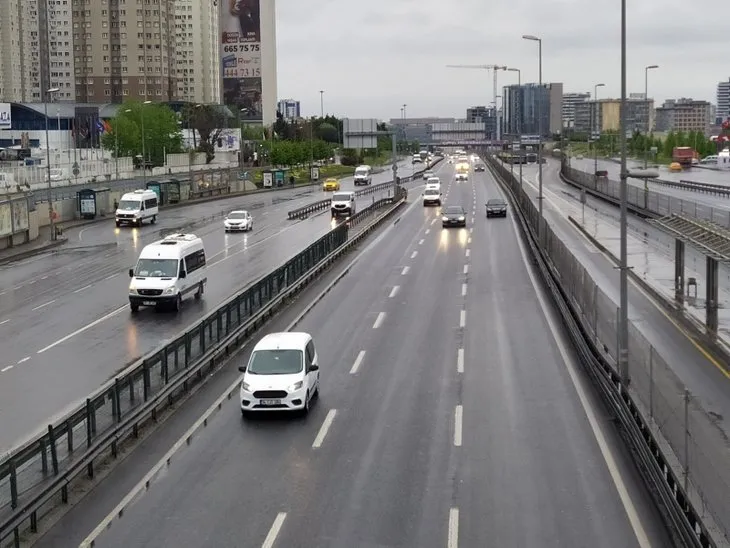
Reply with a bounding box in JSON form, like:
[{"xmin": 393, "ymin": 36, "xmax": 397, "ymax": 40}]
[
  {"xmin": 0, "ymin": 158, "xmax": 421, "ymax": 453},
  {"xmin": 52, "ymin": 163, "xmax": 669, "ymax": 548}
]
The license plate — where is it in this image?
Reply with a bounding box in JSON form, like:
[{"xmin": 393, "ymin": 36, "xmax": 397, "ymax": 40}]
[
  {"xmin": 142, "ymin": 300, "xmax": 156, "ymax": 306},
  {"xmin": 260, "ymin": 399, "xmax": 281, "ymax": 406}
]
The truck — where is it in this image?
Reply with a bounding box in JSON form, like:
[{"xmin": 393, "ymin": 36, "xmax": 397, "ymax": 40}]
[{"xmin": 672, "ymin": 147, "xmax": 696, "ymax": 167}]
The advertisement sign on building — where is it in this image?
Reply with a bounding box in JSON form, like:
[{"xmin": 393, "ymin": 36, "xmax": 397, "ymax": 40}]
[
  {"xmin": 0, "ymin": 103, "xmax": 11, "ymax": 129},
  {"xmin": 221, "ymin": 0, "xmax": 263, "ymax": 122}
]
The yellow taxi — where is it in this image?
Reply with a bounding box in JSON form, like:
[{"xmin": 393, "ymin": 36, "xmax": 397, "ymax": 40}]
[{"xmin": 322, "ymin": 177, "xmax": 340, "ymax": 191}]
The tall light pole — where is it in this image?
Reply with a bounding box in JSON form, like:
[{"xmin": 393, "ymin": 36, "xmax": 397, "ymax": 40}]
[
  {"xmin": 522, "ymin": 34, "xmax": 543, "ymax": 231},
  {"xmin": 140, "ymin": 100, "xmax": 151, "ymax": 186},
  {"xmin": 593, "ymin": 83, "xmax": 605, "ymax": 176},
  {"xmin": 644, "ymin": 64, "xmax": 658, "ymax": 168},
  {"xmin": 507, "ymin": 67, "xmax": 521, "ymax": 184},
  {"xmin": 319, "ymin": 90, "xmax": 324, "ymax": 118},
  {"xmin": 618, "ymin": 0, "xmax": 630, "ymax": 386},
  {"xmin": 403, "ymin": 104, "xmax": 407, "ymax": 120},
  {"xmin": 44, "ymin": 87, "xmax": 60, "ymax": 241},
  {"xmin": 115, "ymin": 107, "xmax": 132, "ymax": 180}
]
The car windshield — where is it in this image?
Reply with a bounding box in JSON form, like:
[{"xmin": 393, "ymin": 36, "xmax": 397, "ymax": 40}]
[
  {"xmin": 425, "ymin": 189, "xmax": 439, "ymax": 196},
  {"xmin": 134, "ymin": 258, "xmax": 179, "ymax": 278},
  {"xmin": 487, "ymin": 199, "xmax": 506, "ymax": 206},
  {"xmin": 355, "ymin": 168, "xmax": 368, "ymax": 174},
  {"xmin": 247, "ymin": 349, "xmax": 303, "ymax": 375},
  {"xmin": 228, "ymin": 211, "xmax": 248, "ymax": 219},
  {"xmin": 444, "ymin": 206, "xmax": 464, "ymax": 215},
  {"xmin": 332, "ymin": 193, "xmax": 351, "ymax": 201},
  {"xmin": 428, "ymin": 178, "xmax": 439, "ymax": 184},
  {"xmin": 118, "ymin": 199, "xmax": 141, "ymax": 211}
]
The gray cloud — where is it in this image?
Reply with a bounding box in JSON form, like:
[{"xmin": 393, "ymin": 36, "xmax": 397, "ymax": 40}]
[{"xmin": 274, "ymin": 0, "xmax": 726, "ymax": 118}]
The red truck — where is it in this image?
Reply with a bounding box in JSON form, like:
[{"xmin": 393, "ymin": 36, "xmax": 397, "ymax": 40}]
[{"xmin": 672, "ymin": 147, "xmax": 696, "ymax": 166}]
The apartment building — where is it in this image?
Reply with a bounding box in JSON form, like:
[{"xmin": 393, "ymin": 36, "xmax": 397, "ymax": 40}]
[
  {"xmin": 655, "ymin": 98, "xmax": 713, "ymax": 134},
  {"xmin": 573, "ymin": 97, "xmax": 654, "ymax": 134},
  {"xmin": 0, "ymin": 0, "xmax": 44, "ymax": 102},
  {"xmin": 72, "ymin": 0, "xmax": 177, "ymax": 103},
  {"xmin": 174, "ymin": 0, "xmax": 219, "ymax": 103},
  {"xmin": 716, "ymin": 79, "xmax": 730, "ymax": 123},
  {"xmin": 502, "ymin": 82, "xmax": 564, "ymax": 138},
  {"xmin": 562, "ymin": 92, "xmax": 589, "ymax": 129},
  {"xmin": 277, "ymin": 99, "xmax": 300, "ymax": 120},
  {"xmin": 47, "ymin": 0, "xmax": 75, "ymax": 100}
]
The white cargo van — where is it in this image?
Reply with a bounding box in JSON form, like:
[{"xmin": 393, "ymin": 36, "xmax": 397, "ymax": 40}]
[
  {"xmin": 331, "ymin": 191, "xmax": 356, "ymax": 218},
  {"xmin": 116, "ymin": 189, "xmax": 159, "ymax": 227},
  {"xmin": 128, "ymin": 233, "xmax": 207, "ymax": 312},
  {"xmin": 353, "ymin": 165, "xmax": 372, "ymax": 186}
]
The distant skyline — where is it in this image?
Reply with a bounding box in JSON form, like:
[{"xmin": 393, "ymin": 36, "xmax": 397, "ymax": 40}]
[{"xmin": 275, "ymin": 0, "xmax": 724, "ymax": 119}]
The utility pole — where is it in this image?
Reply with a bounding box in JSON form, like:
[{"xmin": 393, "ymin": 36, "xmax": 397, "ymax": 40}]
[
  {"xmin": 618, "ymin": 0, "xmax": 629, "ymax": 386},
  {"xmin": 44, "ymin": 87, "xmax": 60, "ymax": 241},
  {"xmin": 644, "ymin": 65, "xmax": 658, "ymax": 169},
  {"xmin": 522, "ymin": 34, "xmax": 543, "ymax": 232},
  {"xmin": 319, "ymin": 90, "xmax": 324, "ymax": 118}
]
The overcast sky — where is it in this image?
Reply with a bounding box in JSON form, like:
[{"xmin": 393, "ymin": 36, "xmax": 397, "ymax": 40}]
[{"xmin": 275, "ymin": 0, "xmax": 725, "ymax": 119}]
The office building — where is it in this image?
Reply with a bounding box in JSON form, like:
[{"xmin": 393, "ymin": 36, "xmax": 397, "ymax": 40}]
[
  {"xmin": 466, "ymin": 106, "xmax": 496, "ymax": 139},
  {"xmin": 573, "ymin": 97, "xmax": 655, "ymax": 134},
  {"xmin": 174, "ymin": 0, "xmax": 220, "ymax": 103},
  {"xmin": 562, "ymin": 92, "xmax": 590, "ymax": 129},
  {"xmin": 277, "ymin": 99, "xmax": 300, "ymax": 120},
  {"xmin": 655, "ymin": 98, "xmax": 713, "ymax": 134},
  {"xmin": 716, "ymin": 79, "xmax": 730, "ymax": 123},
  {"xmin": 0, "ymin": 0, "xmax": 44, "ymax": 102},
  {"xmin": 502, "ymin": 82, "xmax": 563, "ymax": 139}
]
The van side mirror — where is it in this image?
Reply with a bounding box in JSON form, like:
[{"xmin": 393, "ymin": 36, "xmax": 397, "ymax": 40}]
[
  {"xmin": 128, "ymin": 268, "xmax": 134, "ymax": 277},
  {"xmin": 309, "ymin": 364, "xmax": 319, "ymax": 372},
  {"xmin": 238, "ymin": 365, "xmax": 246, "ymax": 372},
  {"xmin": 178, "ymin": 270, "xmax": 186, "ymax": 279}
]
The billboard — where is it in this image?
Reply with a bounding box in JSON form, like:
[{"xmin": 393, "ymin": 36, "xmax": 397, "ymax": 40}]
[
  {"xmin": 221, "ymin": 0, "xmax": 262, "ymax": 122},
  {"xmin": 0, "ymin": 103, "xmax": 11, "ymax": 129}
]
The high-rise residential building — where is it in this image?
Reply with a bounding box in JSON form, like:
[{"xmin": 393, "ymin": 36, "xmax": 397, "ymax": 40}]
[
  {"xmin": 502, "ymin": 82, "xmax": 563, "ymax": 138},
  {"xmin": 46, "ymin": 0, "xmax": 75, "ymax": 100},
  {"xmin": 573, "ymin": 97, "xmax": 654, "ymax": 134},
  {"xmin": 277, "ymin": 99, "xmax": 300, "ymax": 120},
  {"xmin": 174, "ymin": 0, "xmax": 219, "ymax": 103},
  {"xmin": 0, "ymin": 0, "xmax": 43, "ymax": 102},
  {"xmin": 466, "ymin": 106, "xmax": 488, "ymax": 123},
  {"xmin": 655, "ymin": 98, "xmax": 713, "ymax": 134},
  {"xmin": 716, "ymin": 79, "xmax": 730, "ymax": 123},
  {"xmin": 72, "ymin": 0, "xmax": 177, "ymax": 103},
  {"xmin": 562, "ymin": 92, "xmax": 590, "ymax": 129}
]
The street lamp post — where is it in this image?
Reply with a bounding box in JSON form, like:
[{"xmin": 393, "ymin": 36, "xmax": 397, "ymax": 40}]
[
  {"xmin": 403, "ymin": 104, "xmax": 407, "ymax": 120},
  {"xmin": 644, "ymin": 64, "xmax": 658, "ymax": 168},
  {"xmin": 319, "ymin": 90, "xmax": 324, "ymax": 118},
  {"xmin": 140, "ymin": 100, "xmax": 151, "ymax": 186},
  {"xmin": 618, "ymin": 0, "xmax": 629, "ymax": 386},
  {"xmin": 593, "ymin": 83, "xmax": 605, "ymax": 177},
  {"xmin": 507, "ymin": 67, "xmax": 521, "ymax": 185},
  {"xmin": 523, "ymin": 34, "xmax": 543, "ymax": 232},
  {"xmin": 44, "ymin": 87, "xmax": 60, "ymax": 241},
  {"xmin": 115, "ymin": 108, "xmax": 132, "ymax": 180}
]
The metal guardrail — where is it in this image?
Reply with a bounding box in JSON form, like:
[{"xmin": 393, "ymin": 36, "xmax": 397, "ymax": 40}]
[
  {"xmin": 487, "ymin": 154, "xmax": 718, "ymax": 547},
  {"xmin": 287, "ymin": 158, "xmax": 442, "ymax": 220},
  {"xmin": 0, "ymin": 186, "xmax": 408, "ymax": 546}
]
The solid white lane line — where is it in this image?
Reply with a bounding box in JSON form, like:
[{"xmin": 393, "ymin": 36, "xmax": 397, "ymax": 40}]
[
  {"xmin": 510, "ymin": 210, "xmax": 652, "ymax": 548},
  {"xmin": 104, "ymin": 273, "xmax": 119, "ymax": 280},
  {"xmin": 37, "ymin": 304, "xmax": 127, "ymax": 353},
  {"xmin": 312, "ymin": 409, "xmax": 337, "ymax": 448},
  {"xmin": 17, "ymin": 357, "xmax": 30, "ymax": 364},
  {"xmin": 401, "ymin": 266, "xmax": 410, "ymax": 275},
  {"xmin": 457, "ymin": 348, "xmax": 464, "ymax": 373},
  {"xmin": 31, "ymin": 299, "xmax": 56, "ymax": 311},
  {"xmin": 350, "ymin": 351, "xmax": 366, "ymax": 374},
  {"xmin": 463, "ymin": 264, "xmax": 469, "ymax": 275},
  {"xmin": 454, "ymin": 405, "xmax": 463, "ymax": 447},
  {"xmin": 425, "ymin": 228, "xmax": 431, "ymax": 235},
  {"xmin": 459, "ymin": 310, "xmax": 466, "ymax": 328},
  {"xmin": 73, "ymin": 284, "xmax": 92, "ymax": 293},
  {"xmin": 418, "ymin": 238, "xmax": 425, "ymax": 245},
  {"xmin": 448, "ymin": 508, "xmax": 460, "ymax": 548},
  {"xmin": 262, "ymin": 512, "xmax": 287, "ymax": 548},
  {"xmin": 465, "ymin": 248, "xmax": 470, "ymax": 257},
  {"xmin": 461, "ymin": 283, "xmax": 467, "ymax": 297},
  {"xmin": 1, "ymin": 366, "xmax": 13, "ymax": 373},
  {"xmin": 389, "ymin": 285, "xmax": 400, "ymax": 298},
  {"xmin": 0, "ymin": 319, "xmax": 9, "ymax": 325},
  {"xmin": 373, "ymin": 312, "xmax": 386, "ymax": 329}
]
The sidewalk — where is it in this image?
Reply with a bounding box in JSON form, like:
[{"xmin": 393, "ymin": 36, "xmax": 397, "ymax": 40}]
[{"xmin": 0, "ymin": 226, "xmax": 68, "ymax": 266}]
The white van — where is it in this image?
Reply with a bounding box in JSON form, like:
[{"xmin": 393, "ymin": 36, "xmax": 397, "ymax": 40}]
[
  {"xmin": 238, "ymin": 332, "xmax": 320, "ymax": 416},
  {"xmin": 331, "ymin": 191, "xmax": 357, "ymax": 217},
  {"xmin": 353, "ymin": 165, "xmax": 373, "ymax": 186},
  {"xmin": 128, "ymin": 233, "xmax": 207, "ymax": 312},
  {"xmin": 116, "ymin": 189, "xmax": 159, "ymax": 227},
  {"xmin": 425, "ymin": 176, "xmax": 441, "ymax": 191}
]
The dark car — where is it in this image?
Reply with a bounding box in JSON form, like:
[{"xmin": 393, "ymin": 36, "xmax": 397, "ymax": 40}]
[
  {"xmin": 474, "ymin": 164, "xmax": 486, "ymax": 172},
  {"xmin": 442, "ymin": 205, "xmax": 467, "ymax": 227},
  {"xmin": 486, "ymin": 198, "xmax": 508, "ymax": 218}
]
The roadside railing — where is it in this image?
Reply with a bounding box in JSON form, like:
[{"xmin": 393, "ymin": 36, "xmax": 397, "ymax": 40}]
[
  {"xmin": 0, "ymin": 183, "xmax": 409, "ymax": 547},
  {"xmin": 487, "ymin": 154, "xmax": 721, "ymax": 547}
]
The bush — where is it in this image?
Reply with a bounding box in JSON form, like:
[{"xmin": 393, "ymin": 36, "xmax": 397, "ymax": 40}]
[{"xmin": 341, "ymin": 148, "xmax": 361, "ymax": 166}]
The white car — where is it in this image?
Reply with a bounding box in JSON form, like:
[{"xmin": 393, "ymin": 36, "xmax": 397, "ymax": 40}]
[
  {"xmin": 455, "ymin": 173, "xmax": 468, "ymax": 182},
  {"xmin": 238, "ymin": 332, "xmax": 320, "ymax": 416},
  {"xmin": 423, "ymin": 187, "xmax": 441, "ymax": 206},
  {"xmin": 224, "ymin": 210, "xmax": 253, "ymax": 232}
]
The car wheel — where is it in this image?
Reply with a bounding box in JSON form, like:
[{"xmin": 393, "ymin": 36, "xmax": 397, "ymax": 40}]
[
  {"xmin": 241, "ymin": 409, "xmax": 251, "ymax": 419},
  {"xmin": 151, "ymin": 215, "xmax": 156, "ymax": 224},
  {"xmin": 301, "ymin": 391, "xmax": 311, "ymax": 416},
  {"xmin": 173, "ymin": 293, "xmax": 182, "ymax": 312},
  {"xmin": 115, "ymin": 221, "xmax": 121, "ymax": 227},
  {"xmin": 194, "ymin": 282, "xmax": 204, "ymax": 299},
  {"xmin": 130, "ymin": 303, "xmax": 139, "ymax": 313}
]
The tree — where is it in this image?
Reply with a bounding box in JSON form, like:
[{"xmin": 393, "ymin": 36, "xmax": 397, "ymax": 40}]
[
  {"xmin": 317, "ymin": 122, "xmax": 339, "ymax": 143},
  {"xmin": 101, "ymin": 101, "xmax": 182, "ymax": 166},
  {"xmin": 183, "ymin": 104, "xmax": 231, "ymax": 164}
]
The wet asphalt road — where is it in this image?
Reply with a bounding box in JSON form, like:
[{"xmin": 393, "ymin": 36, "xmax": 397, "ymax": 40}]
[{"xmin": 43, "ymin": 163, "xmax": 669, "ymax": 548}]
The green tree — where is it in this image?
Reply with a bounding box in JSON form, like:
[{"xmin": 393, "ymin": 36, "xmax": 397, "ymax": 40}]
[
  {"xmin": 102, "ymin": 101, "xmax": 182, "ymax": 166},
  {"xmin": 183, "ymin": 104, "xmax": 230, "ymax": 164},
  {"xmin": 316, "ymin": 122, "xmax": 339, "ymax": 143}
]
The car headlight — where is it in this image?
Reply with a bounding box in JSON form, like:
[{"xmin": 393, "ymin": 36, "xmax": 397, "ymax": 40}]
[
  {"xmin": 288, "ymin": 381, "xmax": 303, "ymax": 392},
  {"xmin": 129, "ymin": 286, "xmax": 137, "ymax": 294},
  {"xmin": 458, "ymin": 216, "xmax": 465, "ymax": 221},
  {"xmin": 242, "ymin": 381, "xmax": 252, "ymax": 392},
  {"xmin": 164, "ymin": 287, "xmax": 176, "ymax": 294},
  {"xmin": 442, "ymin": 216, "xmax": 448, "ymax": 221}
]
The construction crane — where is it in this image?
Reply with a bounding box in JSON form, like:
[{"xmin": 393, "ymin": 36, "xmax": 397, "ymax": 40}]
[{"xmin": 446, "ymin": 64, "xmax": 508, "ymax": 140}]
